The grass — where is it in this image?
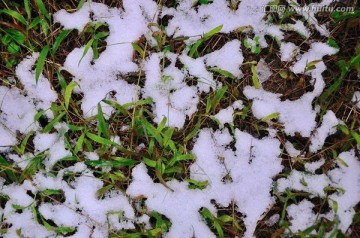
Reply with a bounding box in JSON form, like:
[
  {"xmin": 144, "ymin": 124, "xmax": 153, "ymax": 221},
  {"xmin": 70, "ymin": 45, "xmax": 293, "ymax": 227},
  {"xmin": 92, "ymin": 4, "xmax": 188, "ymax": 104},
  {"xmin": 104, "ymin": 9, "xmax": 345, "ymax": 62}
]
[{"xmin": 0, "ymin": 0, "xmax": 359, "ymax": 237}]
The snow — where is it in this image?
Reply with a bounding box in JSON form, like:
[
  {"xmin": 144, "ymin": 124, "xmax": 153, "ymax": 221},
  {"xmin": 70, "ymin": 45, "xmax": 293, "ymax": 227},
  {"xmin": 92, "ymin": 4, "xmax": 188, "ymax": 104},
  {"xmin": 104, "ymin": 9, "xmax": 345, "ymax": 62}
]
[
  {"xmin": 327, "ymin": 150, "xmax": 360, "ymax": 233},
  {"xmin": 352, "ymin": 91, "xmax": 360, "ymax": 109},
  {"xmin": 15, "ymin": 53, "xmax": 57, "ymax": 119},
  {"xmin": 143, "ymin": 52, "xmax": 199, "ymax": 128},
  {"xmin": 280, "ymin": 42, "xmax": 300, "ymax": 62},
  {"xmin": 212, "ymin": 100, "xmax": 243, "ymax": 128},
  {"xmin": 0, "ymin": 0, "xmax": 359, "ymax": 237},
  {"xmin": 286, "ymin": 200, "xmax": 316, "ymax": 233},
  {"xmin": 255, "ymin": 59, "xmax": 272, "ymax": 83},
  {"xmin": 0, "ymin": 86, "xmax": 39, "ymax": 143},
  {"xmin": 265, "ymin": 214, "xmax": 279, "ymax": 227},
  {"xmin": 291, "ymin": 42, "xmax": 338, "ymax": 74},
  {"xmin": 281, "ymin": 20, "xmax": 310, "ymax": 38},
  {"xmin": 276, "ymin": 170, "xmax": 330, "ymax": 197},
  {"xmin": 204, "ymin": 40, "xmax": 244, "ymax": 78},
  {"xmin": 285, "ymin": 141, "xmax": 301, "ymax": 157},
  {"xmin": 304, "ymin": 158, "xmax": 325, "ymax": 174},
  {"xmin": 309, "ymin": 110, "xmax": 338, "ymax": 153}
]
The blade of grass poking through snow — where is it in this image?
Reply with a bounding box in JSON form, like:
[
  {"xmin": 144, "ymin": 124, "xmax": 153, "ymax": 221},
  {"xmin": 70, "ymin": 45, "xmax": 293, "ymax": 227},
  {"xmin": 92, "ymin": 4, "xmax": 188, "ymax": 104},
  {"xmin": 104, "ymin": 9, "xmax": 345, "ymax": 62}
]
[
  {"xmin": 76, "ymin": 0, "xmax": 86, "ymax": 10},
  {"xmin": 168, "ymin": 154, "xmax": 194, "ymax": 167},
  {"xmin": 34, "ymin": 0, "xmax": 50, "ymax": 20},
  {"xmin": 74, "ymin": 132, "xmax": 85, "ymax": 155},
  {"xmin": 85, "ymin": 132, "xmax": 118, "ymax": 146},
  {"xmin": 13, "ymin": 131, "xmax": 34, "ymax": 155},
  {"xmin": 189, "ymin": 25, "xmax": 223, "ymax": 58},
  {"xmin": 64, "ymin": 81, "xmax": 79, "ymax": 110},
  {"xmin": 97, "ymin": 103, "xmax": 109, "ymax": 139},
  {"xmin": 0, "ymin": 154, "xmax": 18, "ymax": 183},
  {"xmin": 319, "ymin": 60, "xmax": 348, "ymax": 107},
  {"xmin": 51, "ymin": 30, "xmax": 71, "ymax": 55},
  {"xmin": 93, "ymin": 31, "xmax": 109, "ymax": 59},
  {"xmin": 20, "ymin": 153, "xmax": 45, "ymax": 182},
  {"xmin": 351, "ymin": 131, "xmax": 360, "ymax": 146},
  {"xmin": 209, "ymin": 68, "xmax": 236, "ymax": 79},
  {"xmin": 211, "ymin": 86, "xmax": 227, "ymax": 113},
  {"xmin": 43, "ymin": 111, "xmax": 66, "ymax": 133},
  {"xmin": 0, "ymin": 9, "xmax": 27, "ymax": 25},
  {"xmin": 78, "ymin": 39, "xmax": 94, "ymax": 66},
  {"xmin": 131, "ymin": 42, "xmax": 145, "ymax": 58},
  {"xmin": 85, "ymin": 157, "xmax": 136, "ymax": 168},
  {"xmin": 261, "ymin": 112, "xmax": 279, "ymax": 122},
  {"xmin": 185, "ymin": 117, "xmax": 201, "ymax": 142},
  {"xmin": 35, "ymin": 45, "xmax": 49, "ymax": 83},
  {"xmin": 251, "ymin": 64, "xmax": 261, "ymax": 89}
]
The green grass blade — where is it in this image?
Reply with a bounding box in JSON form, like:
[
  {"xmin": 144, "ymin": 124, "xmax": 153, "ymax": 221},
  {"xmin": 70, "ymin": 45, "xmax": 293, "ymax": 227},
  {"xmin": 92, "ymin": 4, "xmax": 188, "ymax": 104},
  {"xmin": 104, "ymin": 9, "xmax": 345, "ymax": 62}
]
[
  {"xmin": 64, "ymin": 81, "xmax": 79, "ymax": 110},
  {"xmin": 35, "ymin": 0, "xmax": 50, "ymax": 20},
  {"xmin": 20, "ymin": 154, "xmax": 45, "ymax": 182},
  {"xmin": 97, "ymin": 103, "xmax": 109, "ymax": 139},
  {"xmin": 211, "ymin": 86, "xmax": 227, "ymax": 113},
  {"xmin": 77, "ymin": 0, "xmax": 86, "ymax": 10},
  {"xmin": 185, "ymin": 118, "xmax": 201, "ymax": 142},
  {"xmin": 86, "ymin": 132, "xmax": 118, "ymax": 146},
  {"xmin": 78, "ymin": 39, "xmax": 94, "ymax": 66},
  {"xmin": 51, "ymin": 30, "xmax": 71, "ymax": 55},
  {"xmin": 131, "ymin": 42, "xmax": 145, "ymax": 58},
  {"xmin": 35, "ymin": 45, "xmax": 49, "ymax": 83},
  {"xmin": 0, "ymin": 155, "xmax": 18, "ymax": 183},
  {"xmin": 24, "ymin": 0, "xmax": 31, "ymax": 19},
  {"xmin": 351, "ymin": 131, "xmax": 360, "ymax": 146},
  {"xmin": 261, "ymin": 112, "xmax": 279, "ymax": 122},
  {"xmin": 0, "ymin": 9, "xmax": 27, "ymax": 25},
  {"xmin": 251, "ymin": 64, "xmax": 260, "ymax": 89},
  {"xmin": 5, "ymin": 29, "xmax": 26, "ymax": 44},
  {"xmin": 203, "ymin": 25, "xmax": 223, "ymax": 41},
  {"xmin": 209, "ymin": 68, "xmax": 236, "ymax": 79},
  {"xmin": 13, "ymin": 131, "xmax": 34, "ymax": 155},
  {"xmin": 168, "ymin": 154, "xmax": 194, "ymax": 167},
  {"xmin": 43, "ymin": 111, "xmax": 66, "ymax": 133},
  {"xmin": 85, "ymin": 158, "xmax": 136, "ymax": 167},
  {"xmin": 74, "ymin": 132, "xmax": 85, "ymax": 155},
  {"xmin": 189, "ymin": 39, "xmax": 203, "ymax": 58},
  {"xmin": 319, "ymin": 60, "xmax": 348, "ymax": 105}
]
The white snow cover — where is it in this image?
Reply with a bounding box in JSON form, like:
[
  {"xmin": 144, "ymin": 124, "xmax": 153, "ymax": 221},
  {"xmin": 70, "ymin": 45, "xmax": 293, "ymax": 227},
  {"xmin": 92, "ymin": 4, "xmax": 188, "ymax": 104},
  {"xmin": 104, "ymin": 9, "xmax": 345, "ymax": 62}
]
[
  {"xmin": 0, "ymin": 0, "xmax": 359, "ymax": 237},
  {"xmin": 255, "ymin": 59, "xmax": 272, "ymax": 83},
  {"xmin": 277, "ymin": 170, "xmax": 330, "ymax": 197},
  {"xmin": 15, "ymin": 53, "xmax": 57, "ymax": 119},
  {"xmin": 143, "ymin": 52, "xmax": 199, "ymax": 128},
  {"xmin": 309, "ymin": 110, "xmax": 339, "ymax": 152},
  {"xmin": 204, "ymin": 40, "xmax": 244, "ymax": 78},
  {"xmin": 280, "ymin": 42, "xmax": 300, "ymax": 62},
  {"xmin": 327, "ymin": 150, "xmax": 360, "ymax": 233},
  {"xmin": 286, "ymin": 199, "xmax": 317, "ymax": 233},
  {"xmin": 291, "ymin": 42, "xmax": 338, "ymax": 74},
  {"xmin": 304, "ymin": 158, "xmax": 325, "ymax": 174},
  {"xmin": 212, "ymin": 100, "xmax": 243, "ymax": 128},
  {"xmin": 0, "ymin": 86, "xmax": 39, "ymax": 148},
  {"xmin": 352, "ymin": 91, "xmax": 360, "ymax": 109},
  {"xmin": 128, "ymin": 128, "xmax": 283, "ymax": 238}
]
